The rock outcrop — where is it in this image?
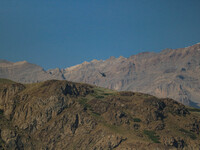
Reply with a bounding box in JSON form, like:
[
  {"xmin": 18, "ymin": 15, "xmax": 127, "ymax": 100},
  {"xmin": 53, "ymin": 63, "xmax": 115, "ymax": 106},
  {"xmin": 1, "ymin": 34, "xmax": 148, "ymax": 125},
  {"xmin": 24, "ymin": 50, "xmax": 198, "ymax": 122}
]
[{"xmin": 0, "ymin": 79, "xmax": 200, "ymax": 149}]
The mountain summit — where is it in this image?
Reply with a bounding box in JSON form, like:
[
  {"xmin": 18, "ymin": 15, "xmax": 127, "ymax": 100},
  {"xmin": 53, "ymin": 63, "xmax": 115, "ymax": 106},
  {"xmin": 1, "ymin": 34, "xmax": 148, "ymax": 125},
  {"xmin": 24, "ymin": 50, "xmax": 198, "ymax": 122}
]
[{"xmin": 1, "ymin": 43, "xmax": 200, "ymax": 107}]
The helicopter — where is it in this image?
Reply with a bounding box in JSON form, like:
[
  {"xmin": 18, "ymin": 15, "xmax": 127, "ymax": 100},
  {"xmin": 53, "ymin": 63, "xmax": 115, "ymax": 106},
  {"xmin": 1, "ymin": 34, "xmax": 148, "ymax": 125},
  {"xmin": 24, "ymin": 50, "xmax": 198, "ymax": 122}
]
[{"xmin": 99, "ymin": 72, "xmax": 106, "ymax": 77}]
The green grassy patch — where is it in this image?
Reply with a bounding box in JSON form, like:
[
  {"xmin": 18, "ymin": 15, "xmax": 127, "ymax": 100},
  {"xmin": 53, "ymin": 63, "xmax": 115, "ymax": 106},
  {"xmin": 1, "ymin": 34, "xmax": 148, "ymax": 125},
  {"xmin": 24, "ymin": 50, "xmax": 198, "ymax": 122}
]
[
  {"xmin": 0, "ymin": 78, "xmax": 15, "ymax": 84},
  {"xmin": 179, "ymin": 128, "xmax": 197, "ymax": 140},
  {"xmin": 95, "ymin": 95, "xmax": 104, "ymax": 99},
  {"xmin": 91, "ymin": 92, "xmax": 104, "ymax": 99},
  {"xmin": 78, "ymin": 98, "xmax": 92, "ymax": 110},
  {"xmin": 188, "ymin": 108, "xmax": 200, "ymax": 112},
  {"xmin": 92, "ymin": 87, "xmax": 116, "ymax": 98},
  {"xmin": 103, "ymin": 123, "xmax": 123, "ymax": 134},
  {"xmin": 143, "ymin": 130, "xmax": 160, "ymax": 143},
  {"xmin": 133, "ymin": 118, "xmax": 141, "ymax": 122},
  {"xmin": 103, "ymin": 93, "xmax": 114, "ymax": 96},
  {"xmin": 91, "ymin": 112, "xmax": 101, "ymax": 118}
]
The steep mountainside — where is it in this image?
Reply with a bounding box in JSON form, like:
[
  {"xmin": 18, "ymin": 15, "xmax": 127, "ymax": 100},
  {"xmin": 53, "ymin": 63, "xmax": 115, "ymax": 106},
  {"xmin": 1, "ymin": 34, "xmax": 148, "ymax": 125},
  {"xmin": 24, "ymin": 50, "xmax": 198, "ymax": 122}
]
[
  {"xmin": 1, "ymin": 43, "xmax": 200, "ymax": 107},
  {"xmin": 62, "ymin": 43, "xmax": 200, "ymax": 107},
  {"xmin": 0, "ymin": 78, "xmax": 200, "ymax": 149}
]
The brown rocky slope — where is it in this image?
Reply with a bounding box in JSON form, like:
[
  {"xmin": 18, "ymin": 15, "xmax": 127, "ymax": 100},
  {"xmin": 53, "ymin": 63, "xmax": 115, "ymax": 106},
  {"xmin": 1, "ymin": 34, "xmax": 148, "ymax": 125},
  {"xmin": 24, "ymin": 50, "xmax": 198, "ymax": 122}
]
[{"xmin": 0, "ymin": 78, "xmax": 200, "ymax": 149}]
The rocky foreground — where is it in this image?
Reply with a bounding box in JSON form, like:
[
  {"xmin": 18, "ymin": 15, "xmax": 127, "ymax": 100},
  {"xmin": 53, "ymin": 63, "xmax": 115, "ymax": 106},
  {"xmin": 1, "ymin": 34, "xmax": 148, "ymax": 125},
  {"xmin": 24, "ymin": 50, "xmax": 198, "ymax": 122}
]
[{"xmin": 0, "ymin": 78, "xmax": 200, "ymax": 149}]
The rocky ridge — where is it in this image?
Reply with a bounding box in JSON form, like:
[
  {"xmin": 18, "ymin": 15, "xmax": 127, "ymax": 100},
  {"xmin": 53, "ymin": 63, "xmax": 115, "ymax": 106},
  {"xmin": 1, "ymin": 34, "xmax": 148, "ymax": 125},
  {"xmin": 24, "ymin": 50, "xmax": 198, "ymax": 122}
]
[
  {"xmin": 1, "ymin": 43, "xmax": 200, "ymax": 107},
  {"xmin": 0, "ymin": 78, "xmax": 200, "ymax": 149}
]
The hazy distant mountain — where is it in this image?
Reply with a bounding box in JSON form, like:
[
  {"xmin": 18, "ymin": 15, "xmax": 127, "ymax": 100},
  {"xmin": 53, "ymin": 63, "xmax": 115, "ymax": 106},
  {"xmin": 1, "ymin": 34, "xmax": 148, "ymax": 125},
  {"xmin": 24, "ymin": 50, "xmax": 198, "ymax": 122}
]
[
  {"xmin": 0, "ymin": 60, "xmax": 64, "ymax": 83},
  {"xmin": 1, "ymin": 43, "xmax": 200, "ymax": 107},
  {"xmin": 0, "ymin": 79, "xmax": 200, "ymax": 149}
]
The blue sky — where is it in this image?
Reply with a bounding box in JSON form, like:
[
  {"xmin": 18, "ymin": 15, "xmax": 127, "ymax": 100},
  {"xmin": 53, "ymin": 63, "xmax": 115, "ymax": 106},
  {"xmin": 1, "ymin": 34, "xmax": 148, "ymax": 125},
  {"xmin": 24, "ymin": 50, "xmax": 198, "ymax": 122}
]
[{"xmin": 0, "ymin": 0, "xmax": 200, "ymax": 69}]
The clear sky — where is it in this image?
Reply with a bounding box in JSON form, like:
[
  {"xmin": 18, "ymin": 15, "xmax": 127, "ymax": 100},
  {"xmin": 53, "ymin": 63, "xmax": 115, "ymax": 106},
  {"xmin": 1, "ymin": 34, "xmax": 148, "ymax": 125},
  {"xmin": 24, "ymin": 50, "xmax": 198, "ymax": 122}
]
[{"xmin": 0, "ymin": 0, "xmax": 200, "ymax": 69}]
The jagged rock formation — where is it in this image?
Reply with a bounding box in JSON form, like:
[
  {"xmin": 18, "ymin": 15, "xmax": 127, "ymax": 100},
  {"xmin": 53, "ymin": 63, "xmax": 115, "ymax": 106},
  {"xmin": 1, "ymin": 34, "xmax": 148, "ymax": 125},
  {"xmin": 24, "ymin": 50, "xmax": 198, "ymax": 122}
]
[
  {"xmin": 1, "ymin": 43, "xmax": 200, "ymax": 107},
  {"xmin": 0, "ymin": 79, "xmax": 200, "ymax": 149}
]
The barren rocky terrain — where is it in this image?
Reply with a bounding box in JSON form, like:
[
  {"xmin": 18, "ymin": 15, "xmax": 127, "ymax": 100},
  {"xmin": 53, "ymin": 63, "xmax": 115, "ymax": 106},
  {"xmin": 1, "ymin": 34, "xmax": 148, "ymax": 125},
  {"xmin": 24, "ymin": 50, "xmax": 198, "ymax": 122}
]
[
  {"xmin": 0, "ymin": 78, "xmax": 200, "ymax": 149},
  {"xmin": 1, "ymin": 43, "xmax": 200, "ymax": 107}
]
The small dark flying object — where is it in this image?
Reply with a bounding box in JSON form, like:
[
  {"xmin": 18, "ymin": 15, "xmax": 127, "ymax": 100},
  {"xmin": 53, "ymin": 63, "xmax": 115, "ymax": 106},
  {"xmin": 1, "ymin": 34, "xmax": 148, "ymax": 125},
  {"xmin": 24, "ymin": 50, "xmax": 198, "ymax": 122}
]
[{"xmin": 99, "ymin": 72, "xmax": 106, "ymax": 77}]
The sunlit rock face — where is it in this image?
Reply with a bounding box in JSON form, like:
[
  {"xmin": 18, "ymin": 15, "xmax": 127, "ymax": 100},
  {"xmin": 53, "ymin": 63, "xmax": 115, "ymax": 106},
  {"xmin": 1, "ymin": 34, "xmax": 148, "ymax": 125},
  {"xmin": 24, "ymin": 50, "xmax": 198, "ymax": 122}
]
[{"xmin": 1, "ymin": 43, "xmax": 200, "ymax": 107}]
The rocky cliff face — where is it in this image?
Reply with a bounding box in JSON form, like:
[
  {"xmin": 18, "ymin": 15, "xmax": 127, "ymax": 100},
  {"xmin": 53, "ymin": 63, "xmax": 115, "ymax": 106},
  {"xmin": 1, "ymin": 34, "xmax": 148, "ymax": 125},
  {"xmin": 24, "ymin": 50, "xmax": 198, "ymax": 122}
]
[
  {"xmin": 0, "ymin": 79, "xmax": 200, "ymax": 149},
  {"xmin": 1, "ymin": 43, "xmax": 200, "ymax": 107}
]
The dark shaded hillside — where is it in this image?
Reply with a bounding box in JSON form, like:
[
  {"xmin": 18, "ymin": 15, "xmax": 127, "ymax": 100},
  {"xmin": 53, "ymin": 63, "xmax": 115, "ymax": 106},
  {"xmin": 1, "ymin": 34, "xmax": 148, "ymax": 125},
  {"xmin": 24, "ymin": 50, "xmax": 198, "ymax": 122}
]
[{"xmin": 0, "ymin": 79, "xmax": 200, "ymax": 149}]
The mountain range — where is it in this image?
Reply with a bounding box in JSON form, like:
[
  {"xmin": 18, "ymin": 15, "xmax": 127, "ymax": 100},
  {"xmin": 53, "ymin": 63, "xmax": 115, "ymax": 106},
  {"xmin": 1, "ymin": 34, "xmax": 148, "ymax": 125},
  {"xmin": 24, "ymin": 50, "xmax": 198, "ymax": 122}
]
[{"xmin": 1, "ymin": 43, "xmax": 200, "ymax": 107}]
